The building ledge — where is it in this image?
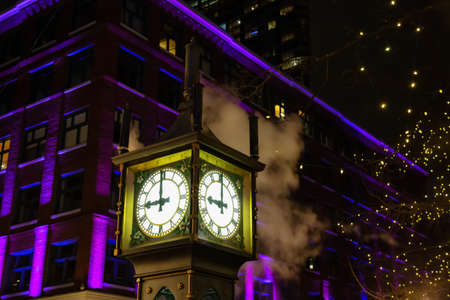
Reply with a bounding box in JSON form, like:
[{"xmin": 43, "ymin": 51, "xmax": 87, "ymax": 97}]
[
  {"xmin": 39, "ymin": 290, "xmax": 134, "ymax": 300},
  {"xmin": 120, "ymin": 22, "xmax": 149, "ymax": 41},
  {"xmin": 18, "ymin": 156, "xmax": 44, "ymax": 168},
  {"xmin": 58, "ymin": 143, "xmax": 87, "ymax": 155},
  {"xmin": 51, "ymin": 208, "xmax": 81, "ymax": 220},
  {"xmin": 10, "ymin": 219, "xmax": 37, "ymax": 230},
  {"xmin": 68, "ymin": 21, "xmax": 97, "ymax": 36}
]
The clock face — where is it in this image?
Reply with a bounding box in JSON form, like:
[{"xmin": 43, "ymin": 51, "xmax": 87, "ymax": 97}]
[
  {"xmin": 199, "ymin": 170, "xmax": 240, "ymax": 239},
  {"xmin": 136, "ymin": 168, "xmax": 189, "ymax": 237}
]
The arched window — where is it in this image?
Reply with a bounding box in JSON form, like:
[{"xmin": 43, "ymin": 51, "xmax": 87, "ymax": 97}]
[
  {"xmin": 154, "ymin": 287, "xmax": 175, "ymax": 300},
  {"xmin": 202, "ymin": 288, "xmax": 220, "ymax": 300}
]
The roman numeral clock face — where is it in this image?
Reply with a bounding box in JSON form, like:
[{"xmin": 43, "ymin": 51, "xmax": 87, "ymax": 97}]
[
  {"xmin": 136, "ymin": 168, "xmax": 189, "ymax": 237},
  {"xmin": 199, "ymin": 170, "xmax": 241, "ymax": 239}
]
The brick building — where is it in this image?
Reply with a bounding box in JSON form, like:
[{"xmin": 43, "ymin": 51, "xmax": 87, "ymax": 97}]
[{"xmin": 0, "ymin": 0, "xmax": 428, "ymax": 299}]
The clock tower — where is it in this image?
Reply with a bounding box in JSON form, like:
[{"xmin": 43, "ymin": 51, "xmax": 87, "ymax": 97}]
[{"xmin": 112, "ymin": 39, "xmax": 264, "ymax": 299}]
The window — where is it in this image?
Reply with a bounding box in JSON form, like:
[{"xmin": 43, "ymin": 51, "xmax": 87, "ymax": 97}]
[
  {"xmin": 32, "ymin": 8, "xmax": 59, "ymax": 49},
  {"xmin": 72, "ymin": 0, "xmax": 97, "ymax": 30},
  {"xmin": 268, "ymin": 20, "xmax": 276, "ymax": 30},
  {"xmin": 5, "ymin": 250, "xmax": 33, "ymax": 293},
  {"xmin": 0, "ymin": 81, "xmax": 15, "ymax": 115},
  {"xmin": 159, "ymin": 24, "xmax": 177, "ymax": 56},
  {"xmin": 281, "ymin": 32, "xmax": 295, "ymax": 43},
  {"xmin": 55, "ymin": 171, "xmax": 84, "ymax": 214},
  {"xmin": 274, "ymin": 103, "xmax": 285, "ymax": 119},
  {"xmin": 29, "ymin": 64, "xmax": 54, "ymax": 104},
  {"xmin": 47, "ymin": 240, "xmax": 77, "ymax": 285},
  {"xmin": 13, "ymin": 184, "xmax": 40, "ymax": 224},
  {"xmin": 104, "ymin": 240, "xmax": 134, "ymax": 286},
  {"xmin": 121, "ymin": 0, "xmax": 147, "ymax": 35},
  {"xmin": 113, "ymin": 108, "xmax": 142, "ymax": 145},
  {"xmin": 0, "ymin": 29, "xmax": 21, "ymax": 64},
  {"xmin": 0, "ymin": 137, "xmax": 10, "ymax": 170},
  {"xmin": 23, "ymin": 124, "xmax": 47, "ymax": 162},
  {"xmin": 110, "ymin": 171, "xmax": 120, "ymax": 209},
  {"xmin": 224, "ymin": 62, "xmax": 240, "ymax": 89},
  {"xmin": 118, "ymin": 47, "xmax": 145, "ymax": 91},
  {"xmin": 280, "ymin": 6, "xmax": 294, "ymax": 16},
  {"xmin": 68, "ymin": 46, "xmax": 93, "ymax": 88},
  {"xmin": 63, "ymin": 110, "xmax": 88, "ymax": 149},
  {"xmin": 158, "ymin": 69, "xmax": 182, "ymax": 109},
  {"xmin": 157, "ymin": 125, "xmax": 167, "ymax": 139}
]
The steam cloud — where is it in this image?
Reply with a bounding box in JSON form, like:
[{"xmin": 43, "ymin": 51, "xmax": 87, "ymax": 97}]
[
  {"xmin": 128, "ymin": 119, "xmax": 144, "ymax": 152},
  {"xmin": 203, "ymin": 86, "xmax": 326, "ymax": 286}
]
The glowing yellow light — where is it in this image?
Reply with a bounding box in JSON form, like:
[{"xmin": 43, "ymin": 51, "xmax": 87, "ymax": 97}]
[
  {"xmin": 265, "ymin": 115, "xmax": 271, "ymax": 119},
  {"xmin": 340, "ymin": 169, "xmax": 344, "ymax": 174},
  {"xmin": 396, "ymin": 21, "xmax": 402, "ymax": 27},
  {"xmin": 385, "ymin": 46, "xmax": 391, "ymax": 52},
  {"xmin": 390, "ymin": 0, "xmax": 396, "ymax": 6},
  {"xmin": 416, "ymin": 27, "xmax": 422, "ymax": 32},
  {"xmin": 359, "ymin": 31, "xmax": 364, "ymax": 36},
  {"xmin": 360, "ymin": 66, "xmax": 365, "ymax": 72},
  {"xmin": 410, "ymin": 82, "xmax": 416, "ymax": 88},
  {"xmin": 407, "ymin": 108, "xmax": 413, "ymax": 114},
  {"xmin": 439, "ymin": 89, "xmax": 443, "ymax": 94},
  {"xmin": 380, "ymin": 102, "xmax": 387, "ymax": 109},
  {"xmin": 413, "ymin": 70, "xmax": 418, "ymax": 76}
]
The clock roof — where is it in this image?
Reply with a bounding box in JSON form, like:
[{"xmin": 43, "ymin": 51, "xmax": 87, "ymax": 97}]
[{"xmin": 112, "ymin": 129, "xmax": 264, "ymax": 172}]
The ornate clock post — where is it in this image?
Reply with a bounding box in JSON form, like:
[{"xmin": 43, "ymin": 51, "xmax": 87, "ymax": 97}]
[{"xmin": 112, "ymin": 39, "xmax": 264, "ymax": 300}]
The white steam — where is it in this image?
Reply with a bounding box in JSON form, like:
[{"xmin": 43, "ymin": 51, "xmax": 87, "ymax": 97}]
[
  {"xmin": 128, "ymin": 119, "xmax": 144, "ymax": 152},
  {"xmin": 203, "ymin": 85, "xmax": 326, "ymax": 283}
]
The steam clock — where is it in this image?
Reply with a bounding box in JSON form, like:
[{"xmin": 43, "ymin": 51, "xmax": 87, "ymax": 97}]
[{"xmin": 112, "ymin": 40, "xmax": 264, "ymax": 299}]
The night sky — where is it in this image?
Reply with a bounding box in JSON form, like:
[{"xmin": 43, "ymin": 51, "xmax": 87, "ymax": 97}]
[{"xmin": 310, "ymin": 0, "xmax": 450, "ymax": 145}]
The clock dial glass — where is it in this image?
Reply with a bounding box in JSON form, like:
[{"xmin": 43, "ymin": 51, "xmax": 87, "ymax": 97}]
[
  {"xmin": 199, "ymin": 170, "xmax": 240, "ymax": 239},
  {"xmin": 136, "ymin": 168, "xmax": 189, "ymax": 237}
]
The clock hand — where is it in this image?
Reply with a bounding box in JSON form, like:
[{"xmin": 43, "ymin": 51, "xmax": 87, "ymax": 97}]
[
  {"xmin": 207, "ymin": 195, "xmax": 228, "ymax": 214},
  {"xmin": 144, "ymin": 171, "xmax": 170, "ymax": 211},
  {"xmin": 220, "ymin": 173, "xmax": 224, "ymax": 214}
]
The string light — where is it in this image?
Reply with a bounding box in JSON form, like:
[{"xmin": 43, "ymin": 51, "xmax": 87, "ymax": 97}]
[
  {"xmin": 407, "ymin": 108, "xmax": 413, "ymax": 114},
  {"xmin": 416, "ymin": 26, "xmax": 422, "ymax": 32},
  {"xmin": 390, "ymin": 0, "xmax": 396, "ymax": 6},
  {"xmin": 385, "ymin": 46, "xmax": 391, "ymax": 52},
  {"xmin": 413, "ymin": 70, "xmax": 419, "ymax": 76},
  {"xmin": 360, "ymin": 66, "xmax": 366, "ymax": 72},
  {"xmin": 380, "ymin": 102, "xmax": 388, "ymax": 109},
  {"xmin": 410, "ymin": 82, "xmax": 416, "ymax": 88},
  {"xmin": 396, "ymin": 21, "xmax": 402, "ymax": 27}
]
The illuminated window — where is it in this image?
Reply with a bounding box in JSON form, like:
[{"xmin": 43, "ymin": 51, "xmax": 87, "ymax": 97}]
[
  {"xmin": 268, "ymin": 20, "xmax": 276, "ymax": 30},
  {"xmin": 104, "ymin": 240, "xmax": 135, "ymax": 286},
  {"xmin": 0, "ymin": 81, "xmax": 15, "ymax": 115},
  {"xmin": 72, "ymin": 0, "xmax": 97, "ymax": 30},
  {"xmin": 63, "ymin": 110, "xmax": 88, "ymax": 149},
  {"xmin": 13, "ymin": 183, "xmax": 40, "ymax": 224},
  {"xmin": 121, "ymin": 0, "xmax": 147, "ymax": 35},
  {"xmin": 5, "ymin": 250, "xmax": 33, "ymax": 293},
  {"xmin": 0, "ymin": 137, "xmax": 10, "ymax": 170},
  {"xmin": 29, "ymin": 64, "xmax": 54, "ymax": 104},
  {"xmin": 47, "ymin": 240, "xmax": 77, "ymax": 285},
  {"xmin": 159, "ymin": 24, "xmax": 177, "ymax": 56},
  {"xmin": 55, "ymin": 171, "xmax": 84, "ymax": 214},
  {"xmin": 274, "ymin": 103, "xmax": 285, "ymax": 119},
  {"xmin": 280, "ymin": 6, "xmax": 294, "ymax": 16},
  {"xmin": 22, "ymin": 123, "xmax": 47, "ymax": 162}
]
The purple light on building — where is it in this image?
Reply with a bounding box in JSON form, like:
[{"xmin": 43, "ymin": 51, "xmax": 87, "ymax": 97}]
[
  {"xmin": 245, "ymin": 262, "xmax": 253, "ymax": 300},
  {"xmin": 261, "ymin": 255, "xmax": 279, "ymax": 300},
  {"xmin": 0, "ymin": 236, "xmax": 7, "ymax": 288},
  {"xmin": 29, "ymin": 225, "xmax": 48, "ymax": 297},
  {"xmin": 88, "ymin": 214, "xmax": 109, "ymax": 289}
]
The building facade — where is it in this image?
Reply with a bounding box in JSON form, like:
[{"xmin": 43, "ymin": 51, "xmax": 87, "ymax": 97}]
[
  {"xmin": 0, "ymin": 0, "xmax": 428, "ymax": 299},
  {"xmin": 187, "ymin": 0, "xmax": 311, "ymax": 83}
]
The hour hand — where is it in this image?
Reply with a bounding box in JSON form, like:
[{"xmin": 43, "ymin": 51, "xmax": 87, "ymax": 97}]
[{"xmin": 207, "ymin": 196, "xmax": 228, "ymax": 214}]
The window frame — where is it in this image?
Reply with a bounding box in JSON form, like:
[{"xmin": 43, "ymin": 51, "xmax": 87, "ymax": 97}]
[
  {"xmin": 118, "ymin": 47, "xmax": 145, "ymax": 92},
  {"xmin": 67, "ymin": 46, "xmax": 93, "ymax": 88},
  {"xmin": 46, "ymin": 240, "xmax": 78, "ymax": 286},
  {"xmin": 22, "ymin": 123, "xmax": 47, "ymax": 162},
  {"xmin": 121, "ymin": 0, "xmax": 147, "ymax": 35},
  {"xmin": 13, "ymin": 183, "xmax": 41, "ymax": 224},
  {"xmin": 5, "ymin": 250, "xmax": 33, "ymax": 293},
  {"xmin": 54, "ymin": 170, "xmax": 84, "ymax": 214},
  {"xmin": 104, "ymin": 239, "xmax": 134, "ymax": 286},
  {"xmin": 0, "ymin": 81, "xmax": 16, "ymax": 115},
  {"xmin": 0, "ymin": 137, "xmax": 11, "ymax": 171},
  {"xmin": 29, "ymin": 64, "xmax": 54, "ymax": 104},
  {"xmin": 62, "ymin": 109, "xmax": 89, "ymax": 149}
]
